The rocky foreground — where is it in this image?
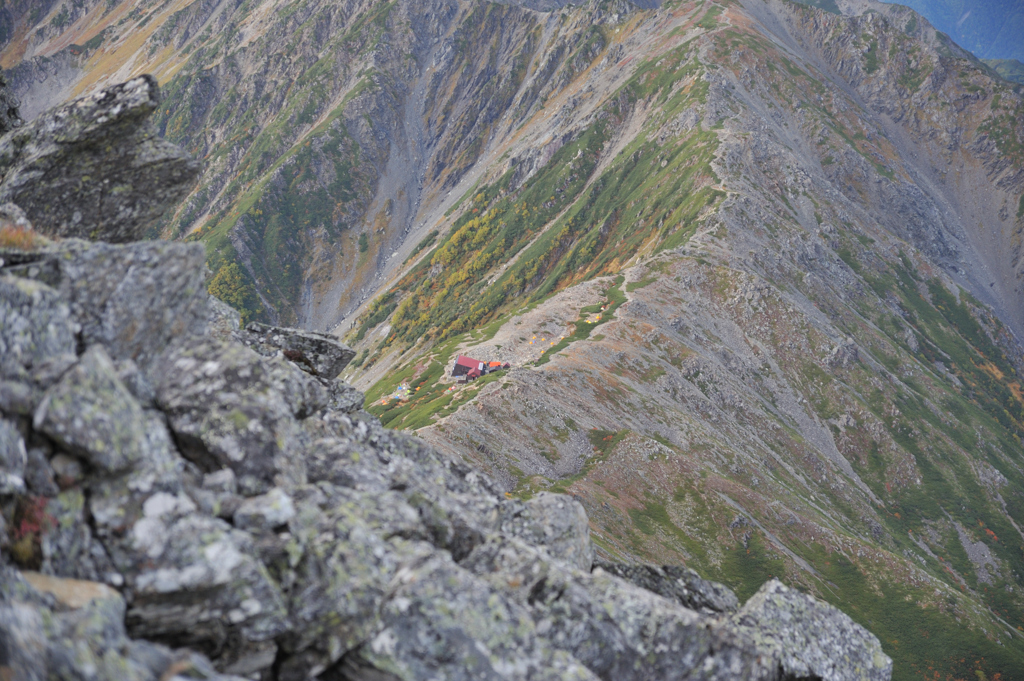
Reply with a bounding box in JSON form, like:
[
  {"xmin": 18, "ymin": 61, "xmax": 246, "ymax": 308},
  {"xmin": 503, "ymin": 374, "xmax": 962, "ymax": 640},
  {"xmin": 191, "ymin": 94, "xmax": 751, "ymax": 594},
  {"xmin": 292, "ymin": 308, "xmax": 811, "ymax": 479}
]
[{"xmin": 0, "ymin": 77, "xmax": 891, "ymax": 680}]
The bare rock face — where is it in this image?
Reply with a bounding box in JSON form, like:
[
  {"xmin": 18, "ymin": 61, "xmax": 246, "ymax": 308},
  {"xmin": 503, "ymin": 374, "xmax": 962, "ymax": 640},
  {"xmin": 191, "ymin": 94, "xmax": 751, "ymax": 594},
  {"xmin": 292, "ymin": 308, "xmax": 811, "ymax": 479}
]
[
  {"xmin": 0, "ymin": 69, "xmax": 22, "ymax": 136},
  {"xmin": 0, "ymin": 75, "xmax": 199, "ymax": 243}
]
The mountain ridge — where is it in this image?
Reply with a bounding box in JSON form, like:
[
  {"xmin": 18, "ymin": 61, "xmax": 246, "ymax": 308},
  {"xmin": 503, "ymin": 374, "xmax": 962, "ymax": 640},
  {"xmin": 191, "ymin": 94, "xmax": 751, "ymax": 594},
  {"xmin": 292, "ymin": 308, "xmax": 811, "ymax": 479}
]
[{"xmin": 877, "ymin": 0, "xmax": 1024, "ymax": 63}]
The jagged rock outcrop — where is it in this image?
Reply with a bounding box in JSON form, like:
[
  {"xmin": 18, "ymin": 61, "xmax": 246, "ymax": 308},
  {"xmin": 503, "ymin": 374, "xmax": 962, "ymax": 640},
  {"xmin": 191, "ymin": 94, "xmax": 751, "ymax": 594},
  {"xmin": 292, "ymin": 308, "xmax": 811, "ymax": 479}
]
[
  {"xmin": 594, "ymin": 561, "xmax": 740, "ymax": 615},
  {"xmin": 235, "ymin": 322, "xmax": 356, "ymax": 379},
  {"xmin": 0, "ymin": 70, "xmax": 22, "ymax": 136},
  {"xmin": 0, "ymin": 75, "xmax": 199, "ymax": 243},
  {"xmin": 0, "ymin": 78, "xmax": 892, "ymax": 681},
  {"xmin": 728, "ymin": 580, "xmax": 894, "ymax": 681}
]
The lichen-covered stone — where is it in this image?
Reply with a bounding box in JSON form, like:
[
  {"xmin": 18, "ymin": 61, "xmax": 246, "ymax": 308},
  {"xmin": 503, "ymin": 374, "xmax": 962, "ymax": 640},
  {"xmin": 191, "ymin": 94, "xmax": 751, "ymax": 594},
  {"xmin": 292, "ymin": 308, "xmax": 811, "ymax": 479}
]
[
  {"xmin": 236, "ymin": 322, "xmax": 356, "ymax": 378},
  {"xmin": 464, "ymin": 536, "xmax": 777, "ymax": 681},
  {"xmin": 35, "ymin": 346, "xmax": 150, "ymax": 473},
  {"xmin": 501, "ymin": 492, "xmax": 593, "ymax": 571},
  {"xmin": 0, "ymin": 76, "xmax": 199, "ymax": 243},
  {"xmin": 273, "ymin": 488, "xmax": 435, "ymax": 678},
  {"xmin": 87, "ymin": 409, "xmax": 185, "ymax": 571},
  {"xmin": 594, "ymin": 561, "xmax": 739, "ymax": 614},
  {"xmin": 0, "ymin": 566, "xmax": 246, "ymax": 681},
  {"xmin": 24, "ymin": 446, "xmax": 59, "ymax": 497},
  {"xmin": 154, "ymin": 338, "xmax": 326, "ymax": 495},
  {"xmin": 324, "ymin": 379, "xmax": 365, "ymax": 413},
  {"xmin": 725, "ymin": 579, "xmax": 892, "ymax": 681},
  {"xmin": 0, "ymin": 202, "xmax": 33, "ymax": 232},
  {"xmin": 124, "ymin": 512, "xmax": 289, "ymax": 674},
  {"xmin": 208, "ymin": 296, "xmax": 242, "ymax": 341},
  {"xmin": 233, "ymin": 487, "xmax": 296, "ymax": 531},
  {"xmin": 48, "ymin": 239, "xmax": 208, "ymax": 373},
  {"xmin": 341, "ymin": 551, "xmax": 601, "ymax": 681},
  {"xmin": 0, "ymin": 416, "xmax": 26, "ymax": 495},
  {"xmin": 0, "ymin": 378, "xmax": 38, "ymax": 416},
  {"xmin": 1, "ymin": 239, "xmax": 207, "ymax": 387},
  {"xmin": 40, "ymin": 488, "xmax": 121, "ymax": 585},
  {"xmin": 0, "ymin": 274, "xmax": 76, "ymax": 383}
]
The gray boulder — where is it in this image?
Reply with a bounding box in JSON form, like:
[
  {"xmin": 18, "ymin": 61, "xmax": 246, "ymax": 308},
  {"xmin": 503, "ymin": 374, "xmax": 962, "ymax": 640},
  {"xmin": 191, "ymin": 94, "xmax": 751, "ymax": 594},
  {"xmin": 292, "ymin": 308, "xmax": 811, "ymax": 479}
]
[
  {"xmin": 0, "ymin": 201, "xmax": 32, "ymax": 232},
  {"xmin": 0, "ymin": 75, "xmax": 199, "ymax": 243},
  {"xmin": 464, "ymin": 536, "xmax": 777, "ymax": 681},
  {"xmin": 725, "ymin": 579, "xmax": 893, "ymax": 681},
  {"xmin": 0, "ymin": 416, "xmax": 26, "ymax": 495},
  {"xmin": 59, "ymin": 240, "xmax": 208, "ymax": 372},
  {"xmin": 272, "ymin": 485, "xmax": 435, "ymax": 679},
  {"xmin": 154, "ymin": 338, "xmax": 326, "ymax": 495},
  {"xmin": 593, "ymin": 561, "xmax": 739, "ymax": 614},
  {"xmin": 0, "ymin": 274, "xmax": 76, "ymax": 384},
  {"xmin": 236, "ymin": 321, "xmax": 356, "ymax": 378},
  {"xmin": 37, "ymin": 488, "xmax": 120, "ymax": 584},
  {"xmin": 208, "ymin": 296, "xmax": 242, "ymax": 340},
  {"xmin": 501, "ymin": 492, "xmax": 593, "ymax": 571},
  {"xmin": 324, "ymin": 380, "xmax": 365, "ymax": 412},
  {"xmin": 342, "ymin": 551, "xmax": 601, "ymax": 681},
  {"xmin": 233, "ymin": 487, "xmax": 296, "ymax": 531},
  {"xmin": 53, "ymin": 240, "xmax": 209, "ymax": 371},
  {"xmin": 23, "ymin": 446, "xmax": 59, "ymax": 497},
  {"xmin": 1, "ymin": 239, "xmax": 210, "ymax": 376},
  {"xmin": 35, "ymin": 346, "xmax": 150, "ymax": 474},
  {"xmin": 0, "ymin": 566, "xmax": 246, "ymax": 681},
  {"xmin": 124, "ymin": 512, "xmax": 289, "ymax": 676},
  {"xmin": 87, "ymin": 409, "xmax": 185, "ymax": 573},
  {"xmin": 0, "ymin": 378, "xmax": 38, "ymax": 416}
]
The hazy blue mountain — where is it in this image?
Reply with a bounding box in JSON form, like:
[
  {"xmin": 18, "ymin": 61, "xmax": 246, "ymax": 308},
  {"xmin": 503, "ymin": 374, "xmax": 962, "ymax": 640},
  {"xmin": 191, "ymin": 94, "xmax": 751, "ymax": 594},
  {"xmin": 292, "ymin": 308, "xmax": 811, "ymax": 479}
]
[{"xmin": 883, "ymin": 0, "xmax": 1024, "ymax": 61}]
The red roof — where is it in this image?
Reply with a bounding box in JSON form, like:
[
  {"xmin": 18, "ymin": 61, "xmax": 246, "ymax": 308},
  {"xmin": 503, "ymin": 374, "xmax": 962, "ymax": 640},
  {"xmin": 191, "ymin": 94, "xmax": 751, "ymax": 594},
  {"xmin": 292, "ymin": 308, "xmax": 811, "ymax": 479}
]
[{"xmin": 455, "ymin": 355, "xmax": 484, "ymax": 370}]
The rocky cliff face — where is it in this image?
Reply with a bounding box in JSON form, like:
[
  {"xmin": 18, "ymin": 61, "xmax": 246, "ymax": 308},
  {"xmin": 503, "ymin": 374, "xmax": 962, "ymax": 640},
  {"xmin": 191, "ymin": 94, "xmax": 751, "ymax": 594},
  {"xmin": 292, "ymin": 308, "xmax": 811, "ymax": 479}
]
[{"xmin": 0, "ymin": 73, "xmax": 893, "ymax": 681}]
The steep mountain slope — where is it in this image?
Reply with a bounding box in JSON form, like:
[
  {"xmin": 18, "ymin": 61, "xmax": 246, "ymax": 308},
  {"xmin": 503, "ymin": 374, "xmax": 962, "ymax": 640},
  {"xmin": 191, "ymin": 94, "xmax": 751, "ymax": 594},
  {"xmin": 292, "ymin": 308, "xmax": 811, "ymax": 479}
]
[
  {"xmin": 335, "ymin": 0, "xmax": 1024, "ymax": 678},
  {"xmin": 2, "ymin": 0, "xmax": 647, "ymax": 330},
  {"xmin": 5, "ymin": 0, "xmax": 1024, "ymax": 678},
  {"xmin": 878, "ymin": 0, "xmax": 1024, "ymax": 63}
]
